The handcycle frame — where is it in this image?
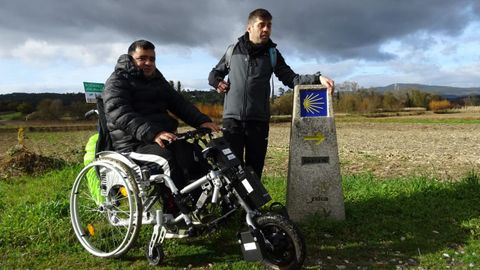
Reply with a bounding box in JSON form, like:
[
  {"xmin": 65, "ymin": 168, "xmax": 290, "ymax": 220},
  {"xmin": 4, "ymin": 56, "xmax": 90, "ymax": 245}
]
[{"xmin": 70, "ymin": 126, "xmax": 305, "ymax": 268}]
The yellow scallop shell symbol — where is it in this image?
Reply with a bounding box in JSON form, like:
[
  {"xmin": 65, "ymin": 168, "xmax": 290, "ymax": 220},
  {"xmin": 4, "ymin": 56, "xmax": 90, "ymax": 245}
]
[{"xmin": 303, "ymin": 93, "xmax": 325, "ymax": 114}]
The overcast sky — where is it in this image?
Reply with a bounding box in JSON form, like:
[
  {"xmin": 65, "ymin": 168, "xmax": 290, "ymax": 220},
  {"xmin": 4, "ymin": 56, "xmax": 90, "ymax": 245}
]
[{"xmin": 0, "ymin": 0, "xmax": 479, "ymax": 94}]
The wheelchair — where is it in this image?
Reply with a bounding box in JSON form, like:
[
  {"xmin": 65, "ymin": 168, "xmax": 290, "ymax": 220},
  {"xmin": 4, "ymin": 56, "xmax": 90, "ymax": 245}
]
[{"xmin": 70, "ymin": 107, "xmax": 306, "ymax": 269}]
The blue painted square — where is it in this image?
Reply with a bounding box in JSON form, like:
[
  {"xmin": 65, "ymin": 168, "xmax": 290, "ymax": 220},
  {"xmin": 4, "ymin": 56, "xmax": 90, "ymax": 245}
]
[{"xmin": 300, "ymin": 89, "xmax": 328, "ymax": 117}]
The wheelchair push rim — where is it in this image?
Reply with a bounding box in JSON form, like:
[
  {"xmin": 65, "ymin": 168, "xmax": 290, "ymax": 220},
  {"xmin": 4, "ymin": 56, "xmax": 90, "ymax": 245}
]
[{"xmin": 70, "ymin": 160, "xmax": 141, "ymax": 258}]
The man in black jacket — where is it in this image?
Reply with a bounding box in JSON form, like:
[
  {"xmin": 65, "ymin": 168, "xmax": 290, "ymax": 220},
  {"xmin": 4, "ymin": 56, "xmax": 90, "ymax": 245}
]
[
  {"xmin": 208, "ymin": 8, "xmax": 335, "ymax": 178},
  {"xmin": 103, "ymin": 40, "xmax": 219, "ymax": 189}
]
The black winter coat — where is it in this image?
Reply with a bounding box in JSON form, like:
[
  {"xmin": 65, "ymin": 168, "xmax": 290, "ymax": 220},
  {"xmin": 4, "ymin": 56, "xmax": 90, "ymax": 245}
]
[{"xmin": 103, "ymin": 54, "xmax": 211, "ymax": 152}]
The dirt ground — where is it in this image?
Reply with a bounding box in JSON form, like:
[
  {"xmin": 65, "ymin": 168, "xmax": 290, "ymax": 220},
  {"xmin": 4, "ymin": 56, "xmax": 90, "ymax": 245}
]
[
  {"xmin": 1, "ymin": 113, "xmax": 479, "ymax": 181},
  {"xmin": 266, "ymin": 117, "xmax": 480, "ymax": 180}
]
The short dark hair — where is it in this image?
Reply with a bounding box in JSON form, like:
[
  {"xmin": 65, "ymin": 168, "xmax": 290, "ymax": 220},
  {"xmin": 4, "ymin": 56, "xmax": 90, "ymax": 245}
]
[
  {"xmin": 128, "ymin": 40, "xmax": 155, "ymax": 54},
  {"xmin": 248, "ymin": 8, "xmax": 272, "ymax": 24}
]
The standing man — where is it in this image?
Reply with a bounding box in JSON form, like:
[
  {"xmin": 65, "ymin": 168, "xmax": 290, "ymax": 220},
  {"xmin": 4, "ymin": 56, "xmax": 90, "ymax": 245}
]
[
  {"xmin": 208, "ymin": 8, "xmax": 335, "ymax": 178},
  {"xmin": 103, "ymin": 39, "xmax": 219, "ymax": 189}
]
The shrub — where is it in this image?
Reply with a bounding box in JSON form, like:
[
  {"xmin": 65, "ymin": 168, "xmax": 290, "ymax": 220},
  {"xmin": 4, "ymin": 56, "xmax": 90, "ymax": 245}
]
[
  {"xmin": 429, "ymin": 100, "xmax": 451, "ymax": 112},
  {"xmin": 271, "ymin": 93, "xmax": 293, "ymax": 115},
  {"xmin": 196, "ymin": 103, "xmax": 223, "ymax": 119}
]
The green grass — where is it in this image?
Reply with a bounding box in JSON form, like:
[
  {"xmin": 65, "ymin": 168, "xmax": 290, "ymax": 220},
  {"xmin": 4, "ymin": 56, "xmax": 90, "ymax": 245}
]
[
  {"xmin": 302, "ymin": 171, "xmax": 480, "ymax": 269},
  {"xmin": 2, "ymin": 166, "xmax": 480, "ymax": 269},
  {"xmin": 269, "ymin": 114, "xmax": 480, "ymax": 125},
  {"xmin": 0, "ymin": 165, "xmax": 271, "ymax": 269},
  {"xmin": 336, "ymin": 115, "xmax": 480, "ymax": 125},
  {"xmin": 0, "ymin": 111, "xmax": 22, "ymax": 121}
]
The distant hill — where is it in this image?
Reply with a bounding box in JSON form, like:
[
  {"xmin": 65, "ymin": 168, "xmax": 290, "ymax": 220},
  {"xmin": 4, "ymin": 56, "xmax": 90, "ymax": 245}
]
[{"xmin": 373, "ymin": 83, "xmax": 480, "ymax": 98}]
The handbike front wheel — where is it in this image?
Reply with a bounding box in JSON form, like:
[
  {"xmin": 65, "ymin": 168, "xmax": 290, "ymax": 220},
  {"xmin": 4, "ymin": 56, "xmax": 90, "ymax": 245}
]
[
  {"xmin": 255, "ymin": 213, "xmax": 306, "ymax": 270},
  {"xmin": 70, "ymin": 159, "xmax": 141, "ymax": 258}
]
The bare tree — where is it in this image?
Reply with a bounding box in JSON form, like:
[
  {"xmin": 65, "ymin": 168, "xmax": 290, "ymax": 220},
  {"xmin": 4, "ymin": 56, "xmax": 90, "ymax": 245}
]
[
  {"xmin": 338, "ymin": 81, "xmax": 359, "ymax": 92},
  {"xmin": 176, "ymin": 81, "xmax": 182, "ymax": 92}
]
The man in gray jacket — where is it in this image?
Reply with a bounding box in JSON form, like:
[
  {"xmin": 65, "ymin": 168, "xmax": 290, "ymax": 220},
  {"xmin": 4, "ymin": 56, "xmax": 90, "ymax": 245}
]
[
  {"xmin": 104, "ymin": 40, "xmax": 219, "ymax": 189},
  {"xmin": 208, "ymin": 8, "xmax": 334, "ymax": 178}
]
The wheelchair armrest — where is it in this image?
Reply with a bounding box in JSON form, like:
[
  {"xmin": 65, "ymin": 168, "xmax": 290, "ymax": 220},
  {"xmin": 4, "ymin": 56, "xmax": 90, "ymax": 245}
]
[{"xmin": 85, "ymin": 109, "xmax": 98, "ymax": 119}]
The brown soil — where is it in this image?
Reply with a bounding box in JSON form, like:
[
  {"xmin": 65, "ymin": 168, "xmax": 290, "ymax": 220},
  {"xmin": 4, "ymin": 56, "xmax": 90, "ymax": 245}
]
[
  {"xmin": 335, "ymin": 122, "xmax": 480, "ymax": 180},
  {"xmin": 266, "ymin": 121, "xmax": 480, "ymax": 180},
  {"xmin": 1, "ymin": 116, "xmax": 479, "ymax": 181},
  {"xmin": 0, "ymin": 145, "xmax": 65, "ymax": 180}
]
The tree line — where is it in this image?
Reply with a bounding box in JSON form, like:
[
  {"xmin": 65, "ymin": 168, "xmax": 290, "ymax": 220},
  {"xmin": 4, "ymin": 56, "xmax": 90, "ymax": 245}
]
[
  {"xmin": 0, "ymin": 88, "xmax": 223, "ymax": 120},
  {"xmin": 1, "ymin": 83, "xmax": 478, "ymax": 120},
  {"xmin": 270, "ymin": 86, "xmax": 480, "ymax": 115}
]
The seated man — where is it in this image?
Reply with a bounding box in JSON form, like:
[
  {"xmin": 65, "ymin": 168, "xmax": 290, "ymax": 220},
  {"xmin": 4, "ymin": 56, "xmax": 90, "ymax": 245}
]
[{"xmin": 103, "ymin": 39, "xmax": 220, "ymax": 190}]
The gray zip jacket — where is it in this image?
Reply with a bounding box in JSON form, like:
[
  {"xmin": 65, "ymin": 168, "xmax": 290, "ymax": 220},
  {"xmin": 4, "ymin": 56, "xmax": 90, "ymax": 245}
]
[{"xmin": 208, "ymin": 33, "xmax": 321, "ymax": 122}]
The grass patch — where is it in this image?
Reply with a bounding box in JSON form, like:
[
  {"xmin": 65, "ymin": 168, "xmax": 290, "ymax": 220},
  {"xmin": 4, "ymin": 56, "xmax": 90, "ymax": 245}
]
[
  {"xmin": 0, "ymin": 166, "xmax": 269, "ymax": 269},
  {"xmin": 0, "ymin": 111, "xmax": 22, "ymax": 121},
  {"xmin": 303, "ymin": 171, "xmax": 480, "ymax": 269},
  {"xmin": 336, "ymin": 115, "xmax": 480, "ymax": 125},
  {"xmin": 2, "ymin": 166, "xmax": 480, "ymax": 269}
]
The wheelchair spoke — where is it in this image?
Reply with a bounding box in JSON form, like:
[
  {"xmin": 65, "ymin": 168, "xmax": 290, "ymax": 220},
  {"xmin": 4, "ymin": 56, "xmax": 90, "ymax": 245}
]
[{"xmin": 70, "ymin": 160, "xmax": 141, "ymax": 258}]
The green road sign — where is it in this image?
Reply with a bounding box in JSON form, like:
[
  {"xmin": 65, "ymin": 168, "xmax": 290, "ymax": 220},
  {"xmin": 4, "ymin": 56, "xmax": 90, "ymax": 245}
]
[
  {"xmin": 83, "ymin": 82, "xmax": 105, "ymax": 103},
  {"xmin": 83, "ymin": 82, "xmax": 104, "ymax": 92}
]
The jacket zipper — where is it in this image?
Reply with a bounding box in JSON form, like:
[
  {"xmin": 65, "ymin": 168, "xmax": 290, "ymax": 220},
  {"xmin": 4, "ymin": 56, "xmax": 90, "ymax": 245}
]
[{"xmin": 241, "ymin": 54, "xmax": 250, "ymax": 120}]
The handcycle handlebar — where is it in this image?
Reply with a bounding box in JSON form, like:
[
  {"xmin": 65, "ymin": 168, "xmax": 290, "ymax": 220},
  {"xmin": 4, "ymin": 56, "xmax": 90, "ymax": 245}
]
[
  {"xmin": 175, "ymin": 127, "xmax": 214, "ymax": 141},
  {"xmin": 83, "ymin": 107, "xmax": 219, "ymax": 144}
]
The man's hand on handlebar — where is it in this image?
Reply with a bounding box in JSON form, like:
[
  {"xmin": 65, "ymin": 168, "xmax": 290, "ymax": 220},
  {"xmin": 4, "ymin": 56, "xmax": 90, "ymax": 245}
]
[
  {"xmin": 154, "ymin": 122, "xmax": 219, "ymax": 148},
  {"xmin": 154, "ymin": 131, "xmax": 177, "ymax": 148},
  {"xmin": 200, "ymin": 122, "xmax": 221, "ymax": 132}
]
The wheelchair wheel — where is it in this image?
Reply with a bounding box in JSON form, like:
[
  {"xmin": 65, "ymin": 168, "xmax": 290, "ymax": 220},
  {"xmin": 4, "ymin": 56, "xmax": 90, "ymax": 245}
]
[
  {"xmin": 146, "ymin": 244, "xmax": 165, "ymax": 266},
  {"xmin": 70, "ymin": 158, "xmax": 142, "ymax": 258},
  {"xmin": 255, "ymin": 213, "xmax": 306, "ymax": 270}
]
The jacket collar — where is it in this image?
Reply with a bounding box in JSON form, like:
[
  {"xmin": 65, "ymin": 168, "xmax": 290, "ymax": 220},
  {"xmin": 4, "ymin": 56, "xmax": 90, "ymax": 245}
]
[{"xmin": 238, "ymin": 32, "xmax": 276, "ymax": 57}]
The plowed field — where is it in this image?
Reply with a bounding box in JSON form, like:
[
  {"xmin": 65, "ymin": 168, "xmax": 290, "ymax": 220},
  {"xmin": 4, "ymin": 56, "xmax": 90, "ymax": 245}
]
[
  {"xmin": 266, "ymin": 113, "xmax": 480, "ymax": 180},
  {"xmin": 1, "ymin": 112, "xmax": 479, "ymax": 180}
]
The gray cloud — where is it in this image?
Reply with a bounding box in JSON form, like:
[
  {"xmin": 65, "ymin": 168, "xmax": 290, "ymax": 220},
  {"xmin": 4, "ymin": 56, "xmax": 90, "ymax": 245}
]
[
  {"xmin": 268, "ymin": 0, "xmax": 478, "ymax": 60},
  {"xmin": 1, "ymin": 0, "xmax": 478, "ymax": 61},
  {"xmin": 1, "ymin": 0, "xmax": 479, "ymax": 93}
]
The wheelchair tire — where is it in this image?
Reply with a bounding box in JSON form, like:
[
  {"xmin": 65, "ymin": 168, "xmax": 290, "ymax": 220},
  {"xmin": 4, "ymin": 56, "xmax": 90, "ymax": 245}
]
[
  {"xmin": 70, "ymin": 158, "xmax": 142, "ymax": 258},
  {"xmin": 255, "ymin": 213, "xmax": 306, "ymax": 270}
]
